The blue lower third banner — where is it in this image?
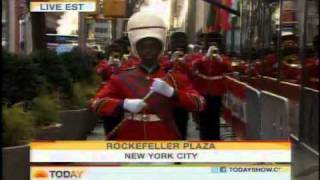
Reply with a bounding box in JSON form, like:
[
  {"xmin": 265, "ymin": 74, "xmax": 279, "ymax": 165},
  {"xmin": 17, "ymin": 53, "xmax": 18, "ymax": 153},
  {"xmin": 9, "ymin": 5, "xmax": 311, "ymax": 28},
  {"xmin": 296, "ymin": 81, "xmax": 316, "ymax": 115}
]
[{"xmin": 31, "ymin": 164, "xmax": 291, "ymax": 180}]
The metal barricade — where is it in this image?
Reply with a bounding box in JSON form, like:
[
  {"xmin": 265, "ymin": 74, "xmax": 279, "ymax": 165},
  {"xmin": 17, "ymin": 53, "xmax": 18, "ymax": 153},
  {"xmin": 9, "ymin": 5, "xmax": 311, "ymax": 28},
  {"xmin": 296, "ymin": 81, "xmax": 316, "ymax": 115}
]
[
  {"xmin": 245, "ymin": 84, "xmax": 261, "ymax": 139},
  {"xmin": 260, "ymin": 91, "xmax": 290, "ymax": 139},
  {"xmin": 279, "ymin": 81, "xmax": 301, "ymax": 138},
  {"xmin": 261, "ymin": 76, "xmax": 279, "ymax": 93},
  {"xmin": 223, "ymin": 76, "xmax": 247, "ymax": 139},
  {"xmin": 300, "ymin": 87, "xmax": 319, "ymax": 152}
]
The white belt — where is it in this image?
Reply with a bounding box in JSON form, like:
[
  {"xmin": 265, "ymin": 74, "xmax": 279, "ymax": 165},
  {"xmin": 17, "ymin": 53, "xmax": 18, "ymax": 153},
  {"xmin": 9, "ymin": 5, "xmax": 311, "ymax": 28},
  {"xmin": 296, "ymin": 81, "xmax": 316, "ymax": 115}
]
[
  {"xmin": 195, "ymin": 72, "xmax": 224, "ymax": 80},
  {"xmin": 124, "ymin": 113, "xmax": 161, "ymax": 122}
]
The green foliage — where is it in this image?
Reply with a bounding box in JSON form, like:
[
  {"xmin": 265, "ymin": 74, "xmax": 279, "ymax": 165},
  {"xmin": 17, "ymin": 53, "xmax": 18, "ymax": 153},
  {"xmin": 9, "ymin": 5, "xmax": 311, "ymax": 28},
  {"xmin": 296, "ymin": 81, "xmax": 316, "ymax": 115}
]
[
  {"xmin": 2, "ymin": 51, "xmax": 41, "ymax": 104},
  {"xmin": 60, "ymin": 49, "xmax": 96, "ymax": 83},
  {"xmin": 31, "ymin": 50, "xmax": 72, "ymax": 95},
  {"xmin": 2, "ymin": 50, "xmax": 98, "ymax": 111},
  {"xmin": 2, "ymin": 103, "xmax": 34, "ymax": 147},
  {"xmin": 31, "ymin": 94, "xmax": 59, "ymax": 127},
  {"xmin": 68, "ymin": 82, "xmax": 98, "ymax": 109}
]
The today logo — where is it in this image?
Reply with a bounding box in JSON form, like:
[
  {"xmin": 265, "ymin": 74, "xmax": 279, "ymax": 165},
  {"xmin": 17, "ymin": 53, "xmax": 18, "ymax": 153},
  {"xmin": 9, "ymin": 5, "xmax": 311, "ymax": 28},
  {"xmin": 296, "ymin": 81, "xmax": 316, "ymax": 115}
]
[
  {"xmin": 33, "ymin": 170, "xmax": 49, "ymax": 178},
  {"xmin": 33, "ymin": 170, "xmax": 84, "ymax": 179}
]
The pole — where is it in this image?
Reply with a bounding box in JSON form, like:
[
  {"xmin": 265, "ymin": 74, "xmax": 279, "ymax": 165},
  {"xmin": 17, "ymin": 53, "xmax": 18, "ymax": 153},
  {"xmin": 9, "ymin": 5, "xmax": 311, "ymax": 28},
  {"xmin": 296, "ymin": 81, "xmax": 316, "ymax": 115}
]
[
  {"xmin": 276, "ymin": 0, "xmax": 283, "ymax": 81},
  {"xmin": 8, "ymin": 0, "xmax": 19, "ymax": 53},
  {"xmin": 79, "ymin": 12, "xmax": 87, "ymax": 52},
  {"xmin": 239, "ymin": 0, "xmax": 243, "ymax": 54},
  {"xmin": 248, "ymin": 0, "xmax": 253, "ymax": 78},
  {"xmin": 298, "ymin": 0, "xmax": 308, "ymax": 143},
  {"xmin": 187, "ymin": 0, "xmax": 196, "ymax": 43}
]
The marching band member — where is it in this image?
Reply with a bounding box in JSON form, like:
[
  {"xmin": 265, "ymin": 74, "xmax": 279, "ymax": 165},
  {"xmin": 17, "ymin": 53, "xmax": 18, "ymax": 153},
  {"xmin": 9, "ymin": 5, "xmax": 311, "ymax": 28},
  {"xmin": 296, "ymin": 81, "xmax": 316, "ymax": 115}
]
[
  {"xmin": 96, "ymin": 44, "xmax": 123, "ymax": 83},
  {"xmin": 89, "ymin": 12, "xmax": 206, "ymax": 140},
  {"xmin": 95, "ymin": 44, "xmax": 123, "ymax": 135},
  {"xmin": 167, "ymin": 32, "xmax": 192, "ymax": 140},
  {"xmin": 192, "ymin": 45, "xmax": 231, "ymax": 140}
]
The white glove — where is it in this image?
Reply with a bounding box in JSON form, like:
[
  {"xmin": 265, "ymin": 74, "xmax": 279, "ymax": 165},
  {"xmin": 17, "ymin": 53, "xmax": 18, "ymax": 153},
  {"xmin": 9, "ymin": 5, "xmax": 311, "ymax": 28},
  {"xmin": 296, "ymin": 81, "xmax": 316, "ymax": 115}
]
[
  {"xmin": 170, "ymin": 51, "xmax": 184, "ymax": 62},
  {"xmin": 123, "ymin": 99, "xmax": 146, "ymax": 113},
  {"xmin": 206, "ymin": 45, "xmax": 219, "ymax": 57},
  {"xmin": 206, "ymin": 46, "xmax": 223, "ymax": 62},
  {"xmin": 150, "ymin": 78, "xmax": 174, "ymax": 97},
  {"xmin": 108, "ymin": 57, "xmax": 121, "ymax": 66}
]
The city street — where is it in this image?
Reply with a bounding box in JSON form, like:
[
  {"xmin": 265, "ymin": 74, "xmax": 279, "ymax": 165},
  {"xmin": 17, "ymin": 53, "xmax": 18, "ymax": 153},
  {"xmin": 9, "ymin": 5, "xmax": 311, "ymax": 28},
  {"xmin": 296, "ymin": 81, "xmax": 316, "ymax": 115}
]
[{"xmin": 2, "ymin": 0, "xmax": 319, "ymax": 180}]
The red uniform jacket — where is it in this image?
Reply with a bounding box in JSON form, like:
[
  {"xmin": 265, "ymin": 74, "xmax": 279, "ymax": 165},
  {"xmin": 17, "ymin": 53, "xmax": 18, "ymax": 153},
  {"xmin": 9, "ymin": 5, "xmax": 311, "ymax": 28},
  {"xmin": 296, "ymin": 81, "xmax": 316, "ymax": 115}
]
[
  {"xmin": 169, "ymin": 60, "xmax": 191, "ymax": 76},
  {"xmin": 192, "ymin": 56, "xmax": 232, "ymax": 96},
  {"xmin": 247, "ymin": 60, "xmax": 263, "ymax": 76},
  {"xmin": 305, "ymin": 57, "xmax": 319, "ymax": 89},
  {"xmin": 159, "ymin": 55, "xmax": 171, "ymax": 71},
  {"xmin": 186, "ymin": 53, "xmax": 204, "ymax": 68},
  {"xmin": 231, "ymin": 61, "xmax": 248, "ymax": 75},
  {"xmin": 121, "ymin": 55, "xmax": 141, "ymax": 69},
  {"xmin": 90, "ymin": 65, "xmax": 206, "ymax": 140},
  {"xmin": 168, "ymin": 53, "xmax": 203, "ymax": 78},
  {"xmin": 280, "ymin": 63, "xmax": 302, "ymax": 84},
  {"xmin": 96, "ymin": 60, "xmax": 121, "ymax": 82},
  {"xmin": 121, "ymin": 55, "xmax": 170, "ymax": 69},
  {"xmin": 263, "ymin": 53, "xmax": 278, "ymax": 77},
  {"xmin": 96, "ymin": 60, "xmax": 108, "ymax": 76}
]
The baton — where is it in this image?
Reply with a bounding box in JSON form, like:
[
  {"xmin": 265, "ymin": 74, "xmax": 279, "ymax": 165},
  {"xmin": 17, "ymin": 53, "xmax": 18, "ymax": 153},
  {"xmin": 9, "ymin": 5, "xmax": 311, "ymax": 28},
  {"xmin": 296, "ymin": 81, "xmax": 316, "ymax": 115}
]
[
  {"xmin": 142, "ymin": 91, "xmax": 154, "ymax": 101},
  {"xmin": 105, "ymin": 91, "xmax": 155, "ymax": 139},
  {"xmin": 105, "ymin": 74, "xmax": 171, "ymax": 140}
]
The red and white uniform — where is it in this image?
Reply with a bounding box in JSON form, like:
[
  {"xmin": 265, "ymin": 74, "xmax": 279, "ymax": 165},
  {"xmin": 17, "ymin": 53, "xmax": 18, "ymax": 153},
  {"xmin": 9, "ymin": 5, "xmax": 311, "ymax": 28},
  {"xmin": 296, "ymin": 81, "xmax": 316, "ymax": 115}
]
[
  {"xmin": 89, "ymin": 11, "xmax": 206, "ymax": 140},
  {"xmin": 90, "ymin": 66, "xmax": 206, "ymax": 140},
  {"xmin": 192, "ymin": 56, "xmax": 232, "ymax": 96}
]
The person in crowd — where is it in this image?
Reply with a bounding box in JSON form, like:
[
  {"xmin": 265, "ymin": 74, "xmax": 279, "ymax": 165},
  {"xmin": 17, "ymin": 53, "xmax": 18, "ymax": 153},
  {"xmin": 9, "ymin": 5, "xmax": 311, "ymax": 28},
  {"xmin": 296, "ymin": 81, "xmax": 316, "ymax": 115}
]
[
  {"xmin": 192, "ymin": 45, "xmax": 231, "ymax": 140},
  {"xmin": 279, "ymin": 35, "xmax": 302, "ymax": 83},
  {"xmin": 168, "ymin": 32, "xmax": 192, "ymax": 75},
  {"xmin": 89, "ymin": 12, "xmax": 205, "ymax": 140},
  {"xmin": 262, "ymin": 49, "xmax": 278, "ymax": 77},
  {"xmin": 95, "ymin": 52, "xmax": 108, "ymax": 76},
  {"xmin": 167, "ymin": 32, "xmax": 193, "ymax": 140},
  {"xmin": 96, "ymin": 44, "xmax": 123, "ymax": 83},
  {"xmin": 186, "ymin": 44, "xmax": 204, "ymax": 68},
  {"xmin": 94, "ymin": 43, "xmax": 124, "ymax": 136}
]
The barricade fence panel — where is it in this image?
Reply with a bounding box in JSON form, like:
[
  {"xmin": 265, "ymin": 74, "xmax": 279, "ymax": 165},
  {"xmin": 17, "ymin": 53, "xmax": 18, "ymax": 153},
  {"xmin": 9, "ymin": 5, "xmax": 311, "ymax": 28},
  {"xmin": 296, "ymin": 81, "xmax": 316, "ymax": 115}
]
[
  {"xmin": 222, "ymin": 76, "xmax": 315, "ymax": 142},
  {"xmin": 260, "ymin": 91, "xmax": 290, "ymax": 140},
  {"xmin": 301, "ymin": 87, "xmax": 319, "ymax": 152},
  {"xmin": 245, "ymin": 85, "xmax": 261, "ymax": 140},
  {"xmin": 279, "ymin": 82, "xmax": 301, "ymax": 138},
  {"xmin": 222, "ymin": 76, "xmax": 247, "ymax": 139}
]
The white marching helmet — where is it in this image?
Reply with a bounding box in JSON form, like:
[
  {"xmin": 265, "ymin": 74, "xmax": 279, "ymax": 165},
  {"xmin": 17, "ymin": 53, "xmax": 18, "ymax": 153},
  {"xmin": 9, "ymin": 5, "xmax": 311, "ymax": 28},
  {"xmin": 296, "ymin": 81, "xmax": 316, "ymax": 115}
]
[
  {"xmin": 127, "ymin": 11, "xmax": 167, "ymax": 58},
  {"xmin": 206, "ymin": 45, "xmax": 222, "ymax": 62}
]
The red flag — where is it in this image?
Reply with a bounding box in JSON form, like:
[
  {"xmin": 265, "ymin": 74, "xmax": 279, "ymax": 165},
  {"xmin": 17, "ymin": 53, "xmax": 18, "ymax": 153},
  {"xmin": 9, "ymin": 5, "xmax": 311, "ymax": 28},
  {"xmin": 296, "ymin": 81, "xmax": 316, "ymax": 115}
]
[
  {"xmin": 206, "ymin": 0, "xmax": 232, "ymax": 32},
  {"xmin": 220, "ymin": 0, "xmax": 232, "ymax": 31}
]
